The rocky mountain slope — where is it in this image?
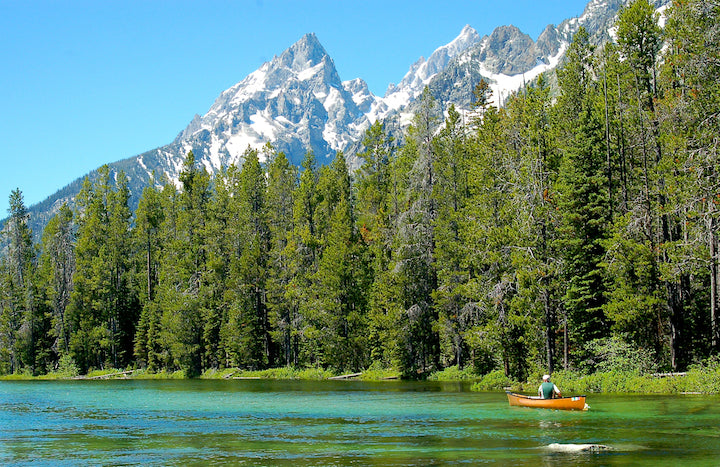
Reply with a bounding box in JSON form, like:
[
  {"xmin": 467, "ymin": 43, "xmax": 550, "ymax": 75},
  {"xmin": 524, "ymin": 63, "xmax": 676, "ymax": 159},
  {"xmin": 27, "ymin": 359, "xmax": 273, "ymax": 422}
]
[{"xmin": 22, "ymin": 0, "xmax": 671, "ymax": 236}]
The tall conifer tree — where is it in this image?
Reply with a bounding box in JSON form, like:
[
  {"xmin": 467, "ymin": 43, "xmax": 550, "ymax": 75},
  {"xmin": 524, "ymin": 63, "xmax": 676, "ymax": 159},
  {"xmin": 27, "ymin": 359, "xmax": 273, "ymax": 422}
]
[{"xmin": 265, "ymin": 149, "xmax": 299, "ymax": 366}]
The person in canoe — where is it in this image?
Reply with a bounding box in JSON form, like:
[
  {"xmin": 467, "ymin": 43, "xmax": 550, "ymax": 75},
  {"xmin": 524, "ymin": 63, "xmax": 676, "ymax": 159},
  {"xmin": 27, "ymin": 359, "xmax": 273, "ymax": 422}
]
[{"xmin": 538, "ymin": 374, "xmax": 562, "ymax": 399}]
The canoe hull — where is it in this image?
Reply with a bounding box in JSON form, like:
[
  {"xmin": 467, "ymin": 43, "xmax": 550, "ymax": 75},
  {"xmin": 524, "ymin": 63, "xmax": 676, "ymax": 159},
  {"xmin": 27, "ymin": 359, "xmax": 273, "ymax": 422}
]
[{"xmin": 506, "ymin": 391, "xmax": 588, "ymax": 410}]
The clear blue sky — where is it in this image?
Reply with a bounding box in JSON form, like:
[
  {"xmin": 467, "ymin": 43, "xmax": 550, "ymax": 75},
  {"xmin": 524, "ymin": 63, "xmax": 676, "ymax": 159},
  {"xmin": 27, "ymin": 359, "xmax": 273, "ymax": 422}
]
[{"xmin": 0, "ymin": 0, "xmax": 589, "ymax": 207}]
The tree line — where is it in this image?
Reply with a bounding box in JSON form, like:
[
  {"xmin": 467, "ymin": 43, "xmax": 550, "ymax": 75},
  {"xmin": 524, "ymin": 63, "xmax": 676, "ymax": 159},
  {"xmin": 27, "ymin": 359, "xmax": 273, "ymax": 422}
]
[{"xmin": 1, "ymin": 0, "xmax": 718, "ymax": 379}]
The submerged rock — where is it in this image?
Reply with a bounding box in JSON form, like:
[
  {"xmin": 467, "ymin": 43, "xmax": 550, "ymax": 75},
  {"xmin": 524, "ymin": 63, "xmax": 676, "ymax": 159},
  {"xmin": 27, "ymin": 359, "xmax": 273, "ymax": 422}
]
[{"xmin": 546, "ymin": 443, "xmax": 611, "ymax": 453}]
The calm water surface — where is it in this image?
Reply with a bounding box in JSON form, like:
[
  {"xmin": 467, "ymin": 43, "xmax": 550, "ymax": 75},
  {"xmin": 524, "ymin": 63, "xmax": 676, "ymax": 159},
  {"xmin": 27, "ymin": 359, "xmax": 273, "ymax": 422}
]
[{"xmin": 1, "ymin": 379, "xmax": 719, "ymax": 465}]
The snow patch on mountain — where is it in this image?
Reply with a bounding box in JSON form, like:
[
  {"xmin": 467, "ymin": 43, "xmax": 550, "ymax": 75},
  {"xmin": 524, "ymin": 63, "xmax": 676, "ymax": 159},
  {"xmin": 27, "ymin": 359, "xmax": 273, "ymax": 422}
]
[
  {"xmin": 376, "ymin": 25, "xmax": 481, "ymax": 120},
  {"xmin": 484, "ymin": 42, "xmax": 568, "ymax": 106}
]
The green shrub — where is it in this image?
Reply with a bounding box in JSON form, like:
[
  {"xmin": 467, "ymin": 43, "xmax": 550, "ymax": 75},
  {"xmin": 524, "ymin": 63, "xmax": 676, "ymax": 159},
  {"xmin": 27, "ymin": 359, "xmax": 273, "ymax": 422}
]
[
  {"xmin": 473, "ymin": 364, "xmax": 720, "ymax": 395},
  {"xmin": 54, "ymin": 355, "xmax": 79, "ymax": 378},
  {"xmin": 297, "ymin": 367, "xmax": 333, "ymax": 380},
  {"xmin": 230, "ymin": 366, "xmax": 334, "ymax": 380},
  {"xmin": 577, "ymin": 336, "xmax": 657, "ymax": 375},
  {"xmin": 0, "ymin": 372, "xmax": 34, "ymax": 380},
  {"xmin": 682, "ymin": 357, "xmax": 720, "ymax": 393},
  {"xmin": 133, "ymin": 369, "xmax": 186, "ymax": 379},
  {"xmin": 548, "ymin": 369, "xmax": 686, "ymax": 394},
  {"xmin": 360, "ymin": 362, "xmax": 399, "ymax": 381},
  {"xmin": 471, "ymin": 369, "xmax": 512, "ymax": 391},
  {"xmin": 428, "ymin": 365, "xmax": 478, "ymax": 381}
]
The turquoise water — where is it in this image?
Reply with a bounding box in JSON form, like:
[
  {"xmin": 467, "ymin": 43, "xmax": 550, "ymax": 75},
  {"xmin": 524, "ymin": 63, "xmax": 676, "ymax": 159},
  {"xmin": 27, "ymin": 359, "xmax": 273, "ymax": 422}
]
[{"xmin": 1, "ymin": 380, "xmax": 719, "ymax": 465}]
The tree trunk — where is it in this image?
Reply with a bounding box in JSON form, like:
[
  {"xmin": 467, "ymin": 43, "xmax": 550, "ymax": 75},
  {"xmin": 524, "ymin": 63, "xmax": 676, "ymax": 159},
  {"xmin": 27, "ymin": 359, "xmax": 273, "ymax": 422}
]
[
  {"xmin": 543, "ymin": 288, "xmax": 554, "ymax": 374},
  {"xmin": 146, "ymin": 237, "xmax": 153, "ymax": 302},
  {"xmin": 616, "ymin": 73, "xmax": 629, "ymax": 210},
  {"xmin": 603, "ymin": 65, "xmax": 613, "ymax": 216},
  {"xmin": 710, "ymin": 216, "xmax": 719, "ymax": 350},
  {"xmin": 563, "ymin": 312, "xmax": 569, "ymax": 370}
]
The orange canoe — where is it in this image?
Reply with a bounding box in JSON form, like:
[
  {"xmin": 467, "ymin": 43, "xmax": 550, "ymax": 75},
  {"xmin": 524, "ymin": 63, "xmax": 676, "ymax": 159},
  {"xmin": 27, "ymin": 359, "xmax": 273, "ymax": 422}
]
[{"xmin": 506, "ymin": 391, "xmax": 588, "ymax": 410}]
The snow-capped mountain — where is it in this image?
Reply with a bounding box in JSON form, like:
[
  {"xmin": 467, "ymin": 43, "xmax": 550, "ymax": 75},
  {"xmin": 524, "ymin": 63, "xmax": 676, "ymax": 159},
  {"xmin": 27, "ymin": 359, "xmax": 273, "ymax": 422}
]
[
  {"xmin": 22, "ymin": 0, "xmax": 671, "ymax": 237},
  {"xmin": 415, "ymin": 0, "xmax": 669, "ymax": 111},
  {"xmin": 150, "ymin": 33, "xmax": 371, "ymax": 170},
  {"xmin": 376, "ymin": 24, "xmax": 481, "ymax": 120}
]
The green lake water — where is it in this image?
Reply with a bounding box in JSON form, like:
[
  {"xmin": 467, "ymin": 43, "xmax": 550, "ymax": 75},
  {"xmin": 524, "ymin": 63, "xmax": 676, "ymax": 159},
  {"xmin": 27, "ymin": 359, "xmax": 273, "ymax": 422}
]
[{"xmin": 1, "ymin": 379, "xmax": 719, "ymax": 465}]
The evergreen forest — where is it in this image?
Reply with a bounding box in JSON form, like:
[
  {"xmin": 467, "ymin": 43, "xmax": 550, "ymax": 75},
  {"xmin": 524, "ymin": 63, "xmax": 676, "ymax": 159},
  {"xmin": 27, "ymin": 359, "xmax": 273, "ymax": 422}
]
[{"xmin": 1, "ymin": 0, "xmax": 719, "ymax": 380}]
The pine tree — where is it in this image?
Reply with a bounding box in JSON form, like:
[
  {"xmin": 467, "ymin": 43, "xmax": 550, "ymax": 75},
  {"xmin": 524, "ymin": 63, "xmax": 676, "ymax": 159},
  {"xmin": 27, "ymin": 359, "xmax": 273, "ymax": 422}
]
[
  {"xmin": 392, "ymin": 88, "xmax": 442, "ymax": 377},
  {"xmin": 36, "ymin": 203, "xmax": 75, "ymax": 369},
  {"xmin": 554, "ymin": 27, "xmax": 611, "ymax": 363},
  {"xmin": 133, "ymin": 178, "xmax": 166, "ymax": 370},
  {"xmin": 501, "ymin": 76, "xmax": 563, "ymax": 375},
  {"xmin": 660, "ymin": 0, "xmax": 720, "ymax": 355},
  {"xmin": 155, "ymin": 152, "xmax": 212, "ymax": 376},
  {"xmin": 265, "ymin": 149, "xmax": 299, "ymax": 366},
  {"xmin": 433, "ymin": 104, "xmax": 473, "ymax": 369},
  {"xmin": 106, "ymin": 171, "xmax": 138, "ymax": 368},
  {"xmin": 66, "ymin": 168, "xmax": 136, "ymax": 372},
  {"xmin": 0, "ymin": 189, "xmax": 38, "ymax": 374},
  {"xmin": 615, "ymin": 0, "xmax": 687, "ymax": 369},
  {"xmin": 355, "ymin": 122, "xmax": 401, "ymax": 367},
  {"xmin": 463, "ymin": 88, "xmax": 518, "ymax": 376},
  {"xmin": 288, "ymin": 151, "xmax": 322, "ymax": 366},
  {"xmin": 464, "ymin": 88, "xmax": 545, "ymax": 380},
  {"xmin": 313, "ymin": 152, "xmax": 368, "ymax": 371},
  {"xmin": 0, "ymin": 257, "xmax": 10, "ymax": 374},
  {"xmin": 223, "ymin": 148, "xmax": 271, "ymax": 369}
]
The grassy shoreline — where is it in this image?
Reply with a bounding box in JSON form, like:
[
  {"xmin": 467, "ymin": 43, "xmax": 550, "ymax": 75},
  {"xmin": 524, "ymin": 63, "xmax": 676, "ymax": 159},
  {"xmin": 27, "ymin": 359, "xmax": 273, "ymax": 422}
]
[
  {"xmin": 0, "ymin": 366, "xmax": 401, "ymax": 382},
  {"xmin": 2, "ymin": 361, "xmax": 719, "ymax": 394},
  {"xmin": 471, "ymin": 366, "xmax": 720, "ymax": 395}
]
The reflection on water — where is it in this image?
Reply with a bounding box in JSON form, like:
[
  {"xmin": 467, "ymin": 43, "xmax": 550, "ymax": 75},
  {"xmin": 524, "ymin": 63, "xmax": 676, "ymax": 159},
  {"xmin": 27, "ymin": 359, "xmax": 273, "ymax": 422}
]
[{"xmin": 0, "ymin": 380, "xmax": 719, "ymax": 465}]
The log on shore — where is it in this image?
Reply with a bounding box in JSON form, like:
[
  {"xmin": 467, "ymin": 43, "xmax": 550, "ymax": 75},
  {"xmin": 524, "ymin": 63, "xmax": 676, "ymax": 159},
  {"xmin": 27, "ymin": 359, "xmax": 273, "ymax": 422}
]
[
  {"xmin": 223, "ymin": 369, "xmax": 240, "ymax": 379},
  {"xmin": 75, "ymin": 370, "xmax": 136, "ymax": 380},
  {"xmin": 328, "ymin": 373, "xmax": 362, "ymax": 380}
]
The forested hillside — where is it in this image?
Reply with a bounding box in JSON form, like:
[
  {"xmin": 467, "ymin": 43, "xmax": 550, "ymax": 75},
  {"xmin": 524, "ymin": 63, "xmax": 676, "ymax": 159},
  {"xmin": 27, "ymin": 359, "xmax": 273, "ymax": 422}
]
[{"xmin": 1, "ymin": 0, "xmax": 718, "ymax": 379}]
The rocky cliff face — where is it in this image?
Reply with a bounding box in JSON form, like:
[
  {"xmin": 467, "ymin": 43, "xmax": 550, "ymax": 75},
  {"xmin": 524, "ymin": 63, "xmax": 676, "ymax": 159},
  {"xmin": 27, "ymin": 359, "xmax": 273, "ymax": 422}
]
[
  {"xmin": 379, "ymin": 24, "xmax": 481, "ymax": 117},
  {"xmin": 415, "ymin": 0, "xmax": 670, "ymax": 110}
]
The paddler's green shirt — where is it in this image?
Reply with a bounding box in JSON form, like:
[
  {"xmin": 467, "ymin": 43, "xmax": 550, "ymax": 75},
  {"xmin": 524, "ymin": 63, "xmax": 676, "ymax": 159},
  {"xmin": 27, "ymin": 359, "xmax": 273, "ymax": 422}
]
[{"xmin": 540, "ymin": 381, "xmax": 557, "ymax": 399}]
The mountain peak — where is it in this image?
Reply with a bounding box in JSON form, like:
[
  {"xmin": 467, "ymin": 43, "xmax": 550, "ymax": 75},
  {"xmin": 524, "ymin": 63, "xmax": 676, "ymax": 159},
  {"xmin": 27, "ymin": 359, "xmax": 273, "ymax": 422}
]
[
  {"xmin": 295, "ymin": 32, "xmax": 324, "ymax": 52},
  {"xmin": 280, "ymin": 33, "xmax": 329, "ymax": 72},
  {"xmin": 169, "ymin": 26, "xmax": 365, "ymax": 176},
  {"xmin": 456, "ymin": 25, "xmax": 481, "ymax": 46},
  {"xmin": 382, "ymin": 23, "xmax": 481, "ymax": 107},
  {"xmin": 487, "ymin": 24, "xmax": 529, "ymax": 42}
]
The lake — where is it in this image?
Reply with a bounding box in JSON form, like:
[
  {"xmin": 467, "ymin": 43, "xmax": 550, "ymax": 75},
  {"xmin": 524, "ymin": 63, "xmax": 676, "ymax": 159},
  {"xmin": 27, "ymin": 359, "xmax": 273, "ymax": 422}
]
[{"xmin": 1, "ymin": 379, "xmax": 719, "ymax": 465}]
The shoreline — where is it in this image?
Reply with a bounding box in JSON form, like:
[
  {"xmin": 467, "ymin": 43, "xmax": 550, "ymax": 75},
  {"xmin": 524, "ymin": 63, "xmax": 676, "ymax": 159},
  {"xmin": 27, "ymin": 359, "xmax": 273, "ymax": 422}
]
[{"xmin": 2, "ymin": 365, "xmax": 719, "ymax": 395}]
